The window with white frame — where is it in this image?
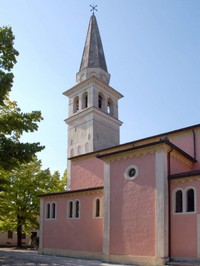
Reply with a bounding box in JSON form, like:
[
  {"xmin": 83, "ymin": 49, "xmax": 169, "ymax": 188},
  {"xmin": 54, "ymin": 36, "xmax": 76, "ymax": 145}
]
[
  {"xmin": 175, "ymin": 189, "xmax": 183, "ymax": 213},
  {"xmin": 51, "ymin": 202, "xmax": 56, "ymax": 219},
  {"xmin": 68, "ymin": 200, "xmax": 73, "ymax": 218},
  {"xmin": 67, "ymin": 200, "xmax": 80, "ymax": 219},
  {"xmin": 174, "ymin": 187, "xmax": 196, "ymax": 214},
  {"xmin": 186, "ymin": 188, "xmax": 195, "ymax": 212},
  {"xmin": 93, "ymin": 197, "xmax": 103, "ymax": 218},
  {"xmin": 75, "ymin": 200, "xmax": 80, "ymax": 218},
  {"xmin": 46, "ymin": 202, "xmax": 56, "ymax": 219},
  {"xmin": 46, "ymin": 203, "xmax": 50, "ymax": 219}
]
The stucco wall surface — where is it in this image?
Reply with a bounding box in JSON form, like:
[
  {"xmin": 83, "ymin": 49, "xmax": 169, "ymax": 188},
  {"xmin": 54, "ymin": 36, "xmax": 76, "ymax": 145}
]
[
  {"xmin": 43, "ymin": 192, "xmax": 103, "ymax": 252},
  {"xmin": 70, "ymin": 157, "xmax": 104, "ymax": 190},
  {"xmin": 170, "ymin": 180, "xmax": 200, "ymax": 258},
  {"xmin": 169, "ymin": 130, "xmax": 200, "ymax": 170},
  {"xmin": 109, "ymin": 153, "xmax": 156, "ymax": 256}
]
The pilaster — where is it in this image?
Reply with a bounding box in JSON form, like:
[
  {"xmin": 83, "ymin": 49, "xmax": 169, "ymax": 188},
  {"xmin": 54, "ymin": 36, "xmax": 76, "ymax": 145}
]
[
  {"xmin": 103, "ymin": 161, "xmax": 110, "ymax": 256},
  {"xmin": 155, "ymin": 150, "xmax": 169, "ymax": 260}
]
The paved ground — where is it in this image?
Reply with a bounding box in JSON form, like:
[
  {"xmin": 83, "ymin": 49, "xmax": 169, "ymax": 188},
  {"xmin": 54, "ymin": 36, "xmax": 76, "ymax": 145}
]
[
  {"xmin": 0, "ymin": 248, "xmax": 131, "ymax": 266},
  {"xmin": 0, "ymin": 248, "xmax": 196, "ymax": 266}
]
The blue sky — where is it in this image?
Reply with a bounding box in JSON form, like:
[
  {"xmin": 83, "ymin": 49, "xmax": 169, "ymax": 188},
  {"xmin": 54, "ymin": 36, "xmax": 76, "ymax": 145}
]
[{"xmin": 1, "ymin": 0, "xmax": 200, "ymax": 174}]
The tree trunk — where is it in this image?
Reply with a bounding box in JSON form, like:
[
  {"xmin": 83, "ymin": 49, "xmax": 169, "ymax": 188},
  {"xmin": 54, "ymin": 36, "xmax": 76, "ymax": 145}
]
[{"xmin": 17, "ymin": 214, "xmax": 22, "ymax": 248}]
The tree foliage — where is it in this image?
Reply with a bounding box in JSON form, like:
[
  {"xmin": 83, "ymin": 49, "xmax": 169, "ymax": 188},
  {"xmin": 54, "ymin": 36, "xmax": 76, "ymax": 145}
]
[
  {"xmin": 0, "ymin": 159, "xmax": 67, "ymax": 247},
  {"xmin": 0, "ymin": 26, "xmax": 44, "ymax": 172},
  {"xmin": 0, "ymin": 26, "xmax": 18, "ymax": 104}
]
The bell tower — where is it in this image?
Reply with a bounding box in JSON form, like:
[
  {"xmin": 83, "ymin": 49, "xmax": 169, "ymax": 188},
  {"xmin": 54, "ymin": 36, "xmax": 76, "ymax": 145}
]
[{"xmin": 64, "ymin": 14, "xmax": 123, "ymax": 158}]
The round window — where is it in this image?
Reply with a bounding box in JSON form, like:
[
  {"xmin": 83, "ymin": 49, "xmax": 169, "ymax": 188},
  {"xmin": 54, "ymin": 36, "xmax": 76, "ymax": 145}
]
[{"xmin": 124, "ymin": 165, "xmax": 139, "ymax": 180}]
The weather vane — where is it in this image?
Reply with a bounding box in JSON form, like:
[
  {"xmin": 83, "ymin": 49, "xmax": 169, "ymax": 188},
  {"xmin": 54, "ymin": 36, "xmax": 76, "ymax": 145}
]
[{"xmin": 90, "ymin": 4, "xmax": 98, "ymax": 15}]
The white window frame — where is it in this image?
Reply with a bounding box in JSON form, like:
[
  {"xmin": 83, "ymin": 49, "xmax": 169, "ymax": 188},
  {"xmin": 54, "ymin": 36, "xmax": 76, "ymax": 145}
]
[
  {"xmin": 173, "ymin": 187, "xmax": 196, "ymax": 214},
  {"xmin": 45, "ymin": 202, "xmax": 56, "ymax": 220},
  {"xmin": 93, "ymin": 197, "xmax": 103, "ymax": 218},
  {"xmin": 67, "ymin": 199, "xmax": 80, "ymax": 219}
]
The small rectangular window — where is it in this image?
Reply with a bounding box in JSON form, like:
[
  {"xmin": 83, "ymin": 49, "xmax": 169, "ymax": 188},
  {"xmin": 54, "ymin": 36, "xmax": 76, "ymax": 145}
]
[{"xmin": 8, "ymin": 230, "xmax": 13, "ymax": 239}]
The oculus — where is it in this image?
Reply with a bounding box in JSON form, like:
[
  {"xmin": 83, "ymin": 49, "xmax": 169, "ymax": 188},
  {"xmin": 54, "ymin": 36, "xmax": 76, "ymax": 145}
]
[{"xmin": 124, "ymin": 165, "xmax": 139, "ymax": 180}]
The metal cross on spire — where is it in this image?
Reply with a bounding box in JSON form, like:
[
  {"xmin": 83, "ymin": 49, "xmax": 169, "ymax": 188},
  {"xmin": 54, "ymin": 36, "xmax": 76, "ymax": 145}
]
[{"xmin": 90, "ymin": 4, "xmax": 98, "ymax": 15}]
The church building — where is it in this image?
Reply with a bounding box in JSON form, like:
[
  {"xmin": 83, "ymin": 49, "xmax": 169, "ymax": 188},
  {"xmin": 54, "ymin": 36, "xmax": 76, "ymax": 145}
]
[{"xmin": 39, "ymin": 14, "xmax": 200, "ymax": 266}]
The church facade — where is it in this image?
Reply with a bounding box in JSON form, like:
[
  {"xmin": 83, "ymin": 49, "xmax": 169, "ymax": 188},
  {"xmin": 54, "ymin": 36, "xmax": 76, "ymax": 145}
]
[{"xmin": 39, "ymin": 14, "xmax": 200, "ymax": 266}]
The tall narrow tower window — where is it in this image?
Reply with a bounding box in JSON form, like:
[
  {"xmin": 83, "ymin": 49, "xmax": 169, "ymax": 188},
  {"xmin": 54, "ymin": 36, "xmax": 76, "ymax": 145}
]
[
  {"xmin": 107, "ymin": 98, "xmax": 113, "ymax": 115},
  {"xmin": 73, "ymin": 96, "xmax": 79, "ymax": 113},
  {"xmin": 82, "ymin": 92, "xmax": 88, "ymax": 109},
  {"xmin": 98, "ymin": 93, "xmax": 103, "ymax": 109}
]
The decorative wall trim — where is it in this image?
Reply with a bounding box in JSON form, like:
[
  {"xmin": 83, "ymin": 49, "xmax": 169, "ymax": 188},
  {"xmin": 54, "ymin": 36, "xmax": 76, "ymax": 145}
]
[
  {"xmin": 171, "ymin": 175, "xmax": 200, "ymax": 184},
  {"xmin": 40, "ymin": 187, "xmax": 103, "ymax": 200},
  {"xmin": 63, "ymin": 76, "xmax": 123, "ymax": 99},
  {"xmin": 171, "ymin": 150, "xmax": 193, "ymax": 167},
  {"xmin": 102, "ymin": 143, "xmax": 171, "ymax": 163}
]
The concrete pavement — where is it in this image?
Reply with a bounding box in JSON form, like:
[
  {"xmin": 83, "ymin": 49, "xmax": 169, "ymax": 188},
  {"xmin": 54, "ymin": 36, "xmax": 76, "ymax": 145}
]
[
  {"xmin": 1, "ymin": 248, "xmax": 193, "ymax": 266},
  {"xmin": 0, "ymin": 248, "xmax": 131, "ymax": 266}
]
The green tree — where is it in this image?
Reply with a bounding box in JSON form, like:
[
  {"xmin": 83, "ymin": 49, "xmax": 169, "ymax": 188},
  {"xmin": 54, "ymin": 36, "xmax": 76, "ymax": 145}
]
[
  {"xmin": 0, "ymin": 26, "xmax": 44, "ymax": 174},
  {"xmin": 0, "ymin": 159, "xmax": 67, "ymax": 248}
]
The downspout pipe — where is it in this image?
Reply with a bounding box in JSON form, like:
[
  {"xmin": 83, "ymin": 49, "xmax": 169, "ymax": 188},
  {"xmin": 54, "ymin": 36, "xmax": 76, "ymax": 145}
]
[
  {"xmin": 167, "ymin": 148, "xmax": 173, "ymax": 261},
  {"xmin": 192, "ymin": 129, "xmax": 196, "ymax": 160}
]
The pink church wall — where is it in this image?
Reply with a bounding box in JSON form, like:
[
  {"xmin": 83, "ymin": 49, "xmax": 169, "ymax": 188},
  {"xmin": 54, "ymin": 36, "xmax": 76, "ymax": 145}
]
[
  {"xmin": 109, "ymin": 153, "xmax": 156, "ymax": 256},
  {"xmin": 42, "ymin": 191, "xmax": 103, "ymax": 252},
  {"xmin": 70, "ymin": 157, "xmax": 104, "ymax": 190},
  {"xmin": 170, "ymin": 180, "xmax": 200, "ymax": 258},
  {"xmin": 170, "ymin": 130, "xmax": 200, "ymax": 170},
  {"xmin": 170, "ymin": 155, "xmax": 192, "ymax": 175}
]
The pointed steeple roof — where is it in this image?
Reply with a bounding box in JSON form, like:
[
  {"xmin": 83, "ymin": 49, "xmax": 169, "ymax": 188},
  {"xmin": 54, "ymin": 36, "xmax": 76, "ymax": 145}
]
[{"xmin": 79, "ymin": 15, "xmax": 108, "ymax": 72}]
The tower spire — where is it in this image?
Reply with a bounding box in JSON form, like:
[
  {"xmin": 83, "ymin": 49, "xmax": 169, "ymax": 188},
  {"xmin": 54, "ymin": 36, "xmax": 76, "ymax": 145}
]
[{"xmin": 76, "ymin": 13, "xmax": 110, "ymax": 84}]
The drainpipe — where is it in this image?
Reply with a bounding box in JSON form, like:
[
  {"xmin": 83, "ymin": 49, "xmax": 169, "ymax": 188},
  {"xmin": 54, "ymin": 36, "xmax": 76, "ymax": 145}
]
[
  {"xmin": 192, "ymin": 129, "xmax": 196, "ymax": 160},
  {"xmin": 167, "ymin": 148, "xmax": 173, "ymax": 261}
]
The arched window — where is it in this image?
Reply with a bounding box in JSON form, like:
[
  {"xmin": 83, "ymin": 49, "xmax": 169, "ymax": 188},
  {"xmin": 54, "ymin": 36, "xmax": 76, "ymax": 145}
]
[
  {"xmin": 68, "ymin": 201, "xmax": 73, "ymax": 218},
  {"xmin": 82, "ymin": 92, "xmax": 88, "ymax": 109},
  {"xmin": 95, "ymin": 198, "xmax": 100, "ymax": 217},
  {"xmin": 187, "ymin": 188, "xmax": 195, "ymax": 212},
  {"xmin": 93, "ymin": 198, "xmax": 102, "ymax": 218},
  {"xmin": 51, "ymin": 203, "xmax": 56, "ymax": 219},
  {"xmin": 73, "ymin": 96, "xmax": 79, "ymax": 113},
  {"xmin": 175, "ymin": 190, "xmax": 183, "ymax": 213},
  {"xmin": 46, "ymin": 202, "xmax": 56, "ymax": 219},
  {"xmin": 46, "ymin": 203, "xmax": 50, "ymax": 219},
  {"xmin": 75, "ymin": 200, "xmax": 80, "ymax": 218},
  {"xmin": 107, "ymin": 98, "xmax": 113, "ymax": 115},
  {"xmin": 98, "ymin": 94, "xmax": 103, "ymax": 109}
]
